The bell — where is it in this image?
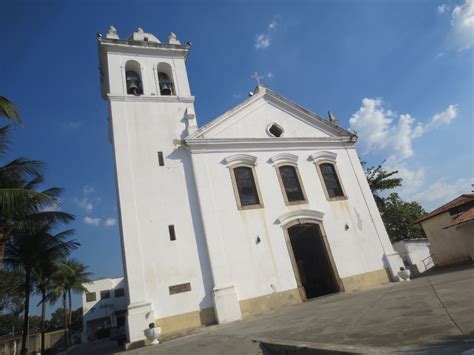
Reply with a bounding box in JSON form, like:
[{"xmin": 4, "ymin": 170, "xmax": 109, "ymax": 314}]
[
  {"xmin": 160, "ymin": 83, "xmax": 172, "ymax": 96},
  {"xmin": 126, "ymin": 71, "xmax": 142, "ymax": 96}
]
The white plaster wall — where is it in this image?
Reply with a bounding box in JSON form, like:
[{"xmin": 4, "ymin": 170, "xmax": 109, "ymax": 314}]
[
  {"xmin": 109, "ymin": 100, "xmax": 213, "ymax": 319},
  {"xmin": 393, "ymin": 240, "xmax": 433, "ymax": 274},
  {"xmin": 421, "ymin": 213, "xmax": 474, "ymax": 266},
  {"xmin": 106, "ymin": 51, "xmax": 191, "ymax": 98},
  {"xmin": 191, "ymin": 145, "xmax": 394, "ymax": 301},
  {"xmin": 207, "ymin": 101, "xmax": 331, "ymax": 139},
  {"xmin": 102, "ymin": 43, "xmax": 213, "ymax": 330}
]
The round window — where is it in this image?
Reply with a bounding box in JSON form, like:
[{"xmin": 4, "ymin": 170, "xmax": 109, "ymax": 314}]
[{"xmin": 267, "ymin": 123, "xmax": 284, "ymax": 137}]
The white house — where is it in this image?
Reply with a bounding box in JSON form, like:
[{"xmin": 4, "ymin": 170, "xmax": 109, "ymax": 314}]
[
  {"xmin": 81, "ymin": 277, "xmax": 128, "ymax": 343},
  {"xmin": 97, "ymin": 26, "xmax": 404, "ymax": 346}
]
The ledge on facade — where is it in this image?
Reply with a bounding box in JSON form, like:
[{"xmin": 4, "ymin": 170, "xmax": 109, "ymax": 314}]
[{"xmin": 107, "ymin": 94, "xmax": 195, "ymax": 103}]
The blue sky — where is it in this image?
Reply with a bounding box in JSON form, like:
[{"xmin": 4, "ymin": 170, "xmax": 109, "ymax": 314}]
[{"xmin": 1, "ymin": 0, "xmax": 472, "ymax": 315}]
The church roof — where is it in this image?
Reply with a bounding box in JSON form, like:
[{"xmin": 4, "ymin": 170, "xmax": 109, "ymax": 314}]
[{"xmin": 186, "ymin": 85, "xmax": 355, "ymax": 140}]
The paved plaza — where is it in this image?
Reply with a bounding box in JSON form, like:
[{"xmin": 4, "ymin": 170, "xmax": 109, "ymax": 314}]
[{"xmin": 73, "ymin": 266, "xmax": 474, "ymax": 354}]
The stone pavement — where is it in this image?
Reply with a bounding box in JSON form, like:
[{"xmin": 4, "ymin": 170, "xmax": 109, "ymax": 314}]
[{"xmin": 114, "ymin": 266, "xmax": 474, "ymax": 354}]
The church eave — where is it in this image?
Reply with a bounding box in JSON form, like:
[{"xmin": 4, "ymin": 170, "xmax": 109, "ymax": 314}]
[{"xmin": 184, "ymin": 136, "xmax": 356, "ymax": 153}]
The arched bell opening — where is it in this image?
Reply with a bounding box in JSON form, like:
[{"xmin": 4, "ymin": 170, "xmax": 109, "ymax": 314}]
[
  {"xmin": 157, "ymin": 62, "xmax": 175, "ymax": 96},
  {"xmin": 124, "ymin": 60, "xmax": 143, "ymax": 96}
]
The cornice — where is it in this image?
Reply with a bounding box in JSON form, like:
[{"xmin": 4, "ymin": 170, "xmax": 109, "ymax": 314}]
[
  {"xmin": 107, "ymin": 94, "xmax": 195, "ymax": 103},
  {"xmin": 184, "ymin": 137, "xmax": 356, "ymax": 153}
]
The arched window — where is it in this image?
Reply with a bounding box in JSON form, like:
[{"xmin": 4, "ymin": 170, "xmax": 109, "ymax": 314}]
[
  {"xmin": 232, "ymin": 167, "xmax": 261, "ymax": 208},
  {"xmin": 319, "ymin": 163, "xmax": 344, "ymax": 198},
  {"xmin": 278, "ymin": 165, "xmax": 306, "ymax": 203},
  {"xmin": 157, "ymin": 63, "xmax": 175, "ymax": 96},
  {"xmin": 125, "ymin": 61, "xmax": 143, "ymax": 96}
]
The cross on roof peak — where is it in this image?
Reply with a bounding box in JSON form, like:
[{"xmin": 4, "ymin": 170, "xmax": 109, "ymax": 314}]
[{"xmin": 251, "ymin": 72, "xmax": 263, "ymax": 86}]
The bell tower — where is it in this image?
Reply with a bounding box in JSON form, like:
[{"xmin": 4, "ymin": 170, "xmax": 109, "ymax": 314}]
[{"xmin": 98, "ymin": 26, "xmax": 211, "ymax": 344}]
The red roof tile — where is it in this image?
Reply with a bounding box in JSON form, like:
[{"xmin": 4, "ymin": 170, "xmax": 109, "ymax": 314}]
[
  {"xmin": 446, "ymin": 207, "xmax": 474, "ymax": 228},
  {"xmin": 415, "ymin": 194, "xmax": 474, "ymax": 224}
]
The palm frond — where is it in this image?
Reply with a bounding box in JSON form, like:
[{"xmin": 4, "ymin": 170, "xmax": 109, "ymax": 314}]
[
  {"xmin": 0, "ymin": 188, "xmax": 55, "ymax": 219},
  {"xmin": 0, "ymin": 158, "xmax": 45, "ymax": 182},
  {"xmin": 0, "ymin": 97, "xmax": 22, "ymax": 126},
  {"xmin": 0, "ymin": 125, "xmax": 10, "ymax": 157}
]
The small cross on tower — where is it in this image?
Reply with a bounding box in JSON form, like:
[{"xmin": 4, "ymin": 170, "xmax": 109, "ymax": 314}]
[{"xmin": 251, "ymin": 72, "xmax": 263, "ymax": 86}]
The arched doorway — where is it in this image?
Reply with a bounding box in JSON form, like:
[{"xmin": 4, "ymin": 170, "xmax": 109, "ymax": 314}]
[{"xmin": 286, "ymin": 223, "xmax": 340, "ymax": 300}]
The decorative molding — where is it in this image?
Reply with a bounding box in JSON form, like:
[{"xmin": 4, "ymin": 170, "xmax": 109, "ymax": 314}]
[
  {"xmin": 222, "ymin": 154, "xmax": 257, "ymax": 167},
  {"xmin": 108, "ymin": 94, "xmax": 195, "ymax": 103},
  {"xmin": 275, "ymin": 209, "xmax": 325, "ymax": 227},
  {"xmin": 268, "ymin": 153, "xmax": 299, "ymax": 166},
  {"xmin": 185, "ymin": 137, "xmax": 355, "ymax": 154},
  {"xmin": 309, "ymin": 151, "xmax": 337, "ymax": 163}
]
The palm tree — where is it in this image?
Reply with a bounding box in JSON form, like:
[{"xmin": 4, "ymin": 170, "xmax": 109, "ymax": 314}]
[
  {"xmin": 34, "ymin": 260, "xmax": 60, "ymax": 354},
  {"xmin": 53, "ymin": 259, "xmax": 92, "ymax": 348},
  {"xmin": 4, "ymin": 225, "xmax": 78, "ymax": 354},
  {"xmin": 0, "ymin": 96, "xmax": 67, "ymax": 264},
  {"xmin": 0, "ymin": 167, "xmax": 75, "ymax": 264}
]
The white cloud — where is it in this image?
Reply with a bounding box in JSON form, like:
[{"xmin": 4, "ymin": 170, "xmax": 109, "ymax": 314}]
[
  {"xmin": 74, "ymin": 185, "xmax": 98, "ymax": 213},
  {"xmin": 255, "ymin": 16, "xmax": 280, "ymax": 49},
  {"xmin": 255, "ymin": 34, "xmax": 271, "ymax": 49},
  {"xmin": 350, "ymin": 98, "xmax": 464, "ymax": 210},
  {"xmin": 267, "ymin": 72, "xmax": 274, "ymax": 79},
  {"xmin": 412, "ymin": 178, "xmax": 473, "ymax": 210},
  {"xmin": 437, "ymin": 4, "xmax": 448, "ymax": 14},
  {"xmin": 84, "ymin": 216, "xmax": 101, "ymax": 226},
  {"xmin": 349, "ymin": 98, "xmax": 457, "ymax": 162},
  {"xmin": 104, "ymin": 218, "xmax": 117, "ymax": 227},
  {"xmin": 63, "ymin": 120, "xmax": 83, "ymax": 129},
  {"xmin": 451, "ymin": 0, "xmax": 474, "ymax": 49}
]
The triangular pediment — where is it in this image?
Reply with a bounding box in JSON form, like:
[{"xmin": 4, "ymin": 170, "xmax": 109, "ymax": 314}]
[{"xmin": 186, "ymin": 86, "xmax": 351, "ymax": 140}]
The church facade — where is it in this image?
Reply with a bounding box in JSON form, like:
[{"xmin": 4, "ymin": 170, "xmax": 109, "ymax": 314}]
[{"xmin": 98, "ymin": 27, "xmax": 404, "ymax": 345}]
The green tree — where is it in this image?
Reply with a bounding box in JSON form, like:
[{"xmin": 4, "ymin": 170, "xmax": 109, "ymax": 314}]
[
  {"xmin": 380, "ymin": 193, "xmax": 426, "ymax": 242},
  {"xmin": 53, "ymin": 260, "xmax": 91, "ymax": 349},
  {"xmin": 0, "ymin": 313, "xmax": 22, "ymax": 339},
  {"xmin": 363, "ymin": 161, "xmax": 425, "ymax": 242},
  {"xmin": 4, "ymin": 225, "xmax": 78, "ymax": 354},
  {"xmin": 364, "ymin": 162, "xmax": 402, "ymax": 210},
  {"xmin": 0, "ymin": 269, "xmax": 24, "ymax": 314},
  {"xmin": 34, "ymin": 259, "xmax": 62, "ymax": 354}
]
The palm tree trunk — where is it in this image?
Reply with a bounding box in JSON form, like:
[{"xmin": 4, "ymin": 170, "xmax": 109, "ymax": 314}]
[
  {"xmin": 68, "ymin": 289, "xmax": 73, "ymax": 346},
  {"xmin": 20, "ymin": 269, "xmax": 31, "ymax": 355},
  {"xmin": 63, "ymin": 292, "xmax": 69, "ymax": 350},
  {"xmin": 0, "ymin": 232, "xmax": 7, "ymax": 265},
  {"xmin": 40, "ymin": 289, "xmax": 46, "ymax": 355}
]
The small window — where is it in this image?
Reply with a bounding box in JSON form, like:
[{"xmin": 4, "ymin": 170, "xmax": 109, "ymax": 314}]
[
  {"xmin": 320, "ymin": 163, "xmax": 344, "ymax": 198},
  {"xmin": 114, "ymin": 288, "xmax": 125, "ymax": 298},
  {"xmin": 278, "ymin": 165, "xmax": 305, "ymax": 202},
  {"xmin": 268, "ymin": 124, "xmax": 283, "ymax": 137},
  {"xmin": 86, "ymin": 292, "xmax": 96, "ymax": 302},
  {"xmin": 158, "ymin": 151, "xmax": 164, "ymax": 166},
  {"xmin": 168, "ymin": 225, "xmax": 176, "ymax": 241},
  {"xmin": 100, "ymin": 290, "xmax": 111, "ymax": 299},
  {"xmin": 233, "ymin": 167, "xmax": 260, "ymax": 207}
]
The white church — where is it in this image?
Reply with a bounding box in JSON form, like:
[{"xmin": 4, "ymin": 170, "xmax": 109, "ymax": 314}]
[{"xmin": 98, "ymin": 26, "xmax": 404, "ymax": 346}]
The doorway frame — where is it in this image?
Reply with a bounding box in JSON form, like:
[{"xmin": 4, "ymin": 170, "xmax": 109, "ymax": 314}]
[{"xmin": 282, "ymin": 219, "xmax": 344, "ymax": 301}]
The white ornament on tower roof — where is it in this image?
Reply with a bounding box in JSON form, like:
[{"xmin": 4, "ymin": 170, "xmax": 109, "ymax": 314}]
[
  {"xmin": 106, "ymin": 25, "xmax": 119, "ymax": 39},
  {"xmin": 168, "ymin": 32, "xmax": 180, "ymax": 44}
]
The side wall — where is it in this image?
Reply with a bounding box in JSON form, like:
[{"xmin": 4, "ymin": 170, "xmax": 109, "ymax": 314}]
[{"xmin": 421, "ymin": 214, "xmax": 474, "ymax": 266}]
